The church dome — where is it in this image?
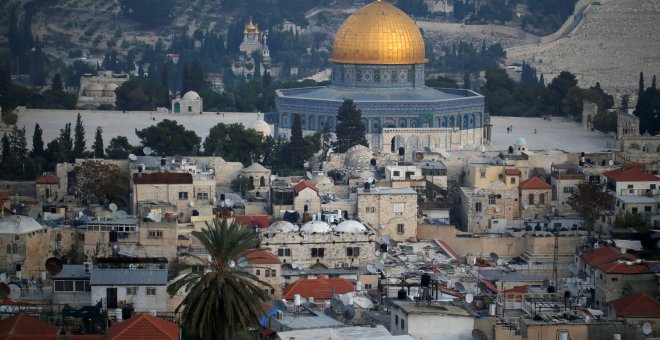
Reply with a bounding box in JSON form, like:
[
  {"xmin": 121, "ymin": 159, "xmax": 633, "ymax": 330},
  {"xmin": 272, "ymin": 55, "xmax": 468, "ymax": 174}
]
[
  {"xmin": 334, "ymin": 220, "xmax": 367, "ymax": 233},
  {"xmin": 300, "ymin": 221, "xmax": 332, "ymax": 233},
  {"xmin": 182, "ymin": 91, "xmax": 201, "ymax": 101},
  {"xmin": 267, "ymin": 220, "xmax": 298, "ymax": 233},
  {"xmin": 330, "ymin": 0, "xmax": 427, "ymax": 65},
  {"xmin": 249, "ymin": 113, "xmax": 272, "ymax": 136}
]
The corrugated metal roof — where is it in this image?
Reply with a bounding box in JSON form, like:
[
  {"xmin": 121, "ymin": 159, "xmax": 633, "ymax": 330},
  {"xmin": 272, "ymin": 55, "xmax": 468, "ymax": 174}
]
[{"xmin": 90, "ymin": 269, "xmax": 167, "ymax": 286}]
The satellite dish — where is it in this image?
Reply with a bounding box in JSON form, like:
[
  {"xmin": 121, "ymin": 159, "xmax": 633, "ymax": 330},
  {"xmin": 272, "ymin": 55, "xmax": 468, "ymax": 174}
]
[
  {"xmin": 112, "ymin": 210, "xmax": 128, "ymax": 219},
  {"xmin": 45, "ymin": 257, "xmax": 64, "ymax": 275},
  {"xmin": 475, "ymin": 287, "xmax": 482, "ymax": 295},
  {"xmin": 608, "ymin": 160, "xmax": 614, "ymax": 166},
  {"xmin": 8, "ymin": 283, "xmax": 21, "ymax": 299},
  {"xmin": 495, "ymin": 207, "xmax": 501, "ymax": 212},
  {"xmin": 324, "ymin": 308, "xmax": 336, "ymax": 318},
  {"xmin": 143, "ymin": 147, "xmax": 153, "ymax": 156},
  {"xmin": 523, "ymin": 204, "xmax": 529, "ymax": 210},
  {"xmin": 367, "ymin": 264, "xmax": 377, "ymax": 273},
  {"xmin": 128, "ymin": 154, "xmax": 138, "ymax": 161},
  {"xmin": 642, "ymin": 322, "xmax": 653, "ymax": 335},
  {"xmin": 341, "ymin": 305, "xmax": 356, "ymax": 320},
  {"xmin": 465, "ymin": 293, "xmax": 474, "ymax": 304},
  {"xmin": 306, "ymin": 171, "xmax": 313, "ymax": 180},
  {"xmin": 490, "ymin": 252, "xmax": 499, "ymax": 261},
  {"xmin": 0, "ymin": 283, "xmax": 10, "ymax": 298},
  {"xmin": 109, "ymin": 203, "xmax": 118, "ymax": 212},
  {"xmin": 375, "ymin": 262, "xmax": 385, "ymax": 271},
  {"xmin": 454, "ymin": 282, "xmax": 466, "ymax": 293},
  {"xmin": 189, "ymin": 201, "xmax": 195, "ymax": 207},
  {"xmin": 497, "ymin": 259, "xmax": 506, "ymax": 266},
  {"xmin": 291, "ymin": 262, "xmax": 299, "ymax": 269}
]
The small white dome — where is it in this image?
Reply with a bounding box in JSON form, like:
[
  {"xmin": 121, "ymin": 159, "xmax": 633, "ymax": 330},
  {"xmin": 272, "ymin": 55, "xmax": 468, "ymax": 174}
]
[
  {"xmin": 249, "ymin": 114, "xmax": 272, "ymax": 136},
  {"xmin": 334, "ymin": 220, "xmax": 367, "ymax": 233},
  {"xmin": 300, "ymin": 221, "xmax": 331, "ymax": 233},
  {"xmin": 345, "ymin": 145, "xmax": 372, "ymax": 168},
  {"xmin": 0, "ymin": 215, "xmax": 45, "ymax": 234},
  {"xmin": 182, "ymin": 90, "xmax": 201, "ymax": 101},
  {"xmin": 514, "ymin": 137, "xmax": 527, "ymax": 145},
  {"xmin": 267, "ymin": 220, "xmax": 298, "ymax": 233}
]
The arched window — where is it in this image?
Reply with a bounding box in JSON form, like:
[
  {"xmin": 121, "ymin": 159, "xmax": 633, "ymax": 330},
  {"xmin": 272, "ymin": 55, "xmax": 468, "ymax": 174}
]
[
  {"xmin": 12, "ymin": 244, "xmax": 18, "ymax": 254},
  {"xmin": 539, "ymin": 193, "xmax": 545, "ymax": 204},
  {"xmin": 528, "ymin": 193, "xmax": 535, "ymax": 205},
  {"xmin": 6, "ymin": 244, "xmax": 11, "ymax": 254},
  {"xmin": 260, "ymin": 176, "xmax": 265, "ymax": 187}
]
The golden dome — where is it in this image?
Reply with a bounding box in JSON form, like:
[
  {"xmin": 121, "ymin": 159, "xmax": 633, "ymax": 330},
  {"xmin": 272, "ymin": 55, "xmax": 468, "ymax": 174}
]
[
  {"xmin": 330, "ymin": 0, "xmax": 426, "ymax": 65},
  {"xmin": 245, "ymin": 17, "xmax": 258, "ymax": 32}
]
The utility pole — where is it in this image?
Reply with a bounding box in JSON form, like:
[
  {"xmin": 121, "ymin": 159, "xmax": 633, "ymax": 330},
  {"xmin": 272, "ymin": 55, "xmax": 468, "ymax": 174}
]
[{"xmin": 553, "ymin": 228, "xmax": 559, "ymax": 286}]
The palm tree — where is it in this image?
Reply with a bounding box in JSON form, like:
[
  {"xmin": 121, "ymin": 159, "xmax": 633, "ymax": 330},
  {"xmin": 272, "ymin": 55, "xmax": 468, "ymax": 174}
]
[{"xmin": 168, "ymin": 219, "xmax": 271, "ymax": 339}]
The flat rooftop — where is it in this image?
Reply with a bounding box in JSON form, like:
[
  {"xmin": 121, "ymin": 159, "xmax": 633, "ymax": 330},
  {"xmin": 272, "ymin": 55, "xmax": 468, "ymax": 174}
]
[
  {"xmin": 390, "ymin": 300, "xmax": 473, "ymax": 317},
  {"xmin": 489, "ymin": 116, "xmax": 615, "ymax": 153}
]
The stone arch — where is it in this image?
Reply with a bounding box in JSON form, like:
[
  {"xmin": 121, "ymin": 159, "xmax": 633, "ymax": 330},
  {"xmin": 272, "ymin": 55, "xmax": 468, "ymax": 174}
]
[
  {"xmin": 410, "ymin": 118, "xmax": 418, "ymax": 127},
  {"xmin": 464, "ymin": 114, "xmax": 470, "ymax": 129},
  {"xmin": 391, "ymin": 135, "xmax": 405, "ymax": 153},
  {"xmin": 174, "ymin": 102, "xmax": 181, "ymax": 113},
  {"xmin": 438, "ymin": 116, "xmax": 446, "ymax": 127},
  {"xmin": 643, "ymin": 143, "xmax": 655, "ymax": 152},
  {"xmin": 629, "ymin": 143, "xmax": 641, "ymax": 150},
  {"xmin": 423, "ymin": 135, "xmax": 431, "ymax": 149},
  {"xmin": 456, "ymin": 115, "xmax": 462, "ymax": 129},
  {"xmin": 260, "ymin": 176, "xmax": 265, "ymax": 187},
  {"xmin": 383, "ymin": 118, "xmax": 396, "ymax": 128},
  {"xmin": 372, "ymin": 118, "xmax": 380, "ymax": 132}
]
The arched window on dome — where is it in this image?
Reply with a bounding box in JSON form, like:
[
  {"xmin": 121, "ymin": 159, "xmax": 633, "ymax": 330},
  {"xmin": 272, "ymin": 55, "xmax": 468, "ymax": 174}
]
[
  {"xmin": 448, "ymin": 116, "xmax": 454, "ymax": 128},
  {"xmin": 399, "ymin": 119, "xmax": 407, "ymax": 128},
  {"xmin": 464, "ymin": 114, "xmax": 470, "ymax": 129},
  {"xmin": 423, "ymin": 118, "xmax": 430, "ymax": 128},
  {"xmin": 456, "ymin": 115, "xmax": 462, "ymax": 130},
  {"xmin": 301, "ymin": 115, "xmax": 307, "ymax": 128},
  {"xmin": 282, "ymin": 114, "xmax": 289, "ymax": 127},
  {"xmin": 372, "ymin": 119, "xmax": 380, "ymax": 132},
  {"xmin": 309, "ymin": 116, "xmax": 316, "ymax": 130}
]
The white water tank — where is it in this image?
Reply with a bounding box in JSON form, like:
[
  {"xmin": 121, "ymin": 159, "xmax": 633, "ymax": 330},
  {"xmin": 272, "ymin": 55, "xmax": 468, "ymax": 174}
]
[
  {"xmin": 294, "ymin": 294, "xmax": 302, "ymax": 306},
  {"xmin": 115, "ymin": 308, "xmax": 123, "ymax": 321},
  {"xmin": 356, "ymin": 281, "xmax": 362, "ymax": 291},
  {"xmin": 489, "ymin": 304, "xmax": 496, "ymax": 316}
]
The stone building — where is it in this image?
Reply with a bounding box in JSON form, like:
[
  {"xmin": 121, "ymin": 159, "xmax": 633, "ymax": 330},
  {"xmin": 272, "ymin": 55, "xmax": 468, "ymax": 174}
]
[
  {"xmin": 131, "ymin": 171, "xmax": 215, "ymax": 222},
  {"xmin": 519, "ymin": 177, "xmax": 552, "ymax": 220},
  {"xmin": 293, "ymin": 180, "xmax": 321, "ymax": 218},
  {"xmin": 0, "ymin": 215, "xmax": 52, "ymax": 279},
  {"xmin": 258, "ymin": 220, "xmax": 377, "ymax": 273},
  {"xmin": 459, "ymin": 181, "xmax": 520, "ymax": 233},
  {"xmin": 172, "ymin": 91, "xmax": 203, "ymax": 114},
  {"xmin": 77, "ymin": 72, "xmax": 129, "ymax": 109},
  {"xmin": 240, "ymin": 162, "xmax": 271, "ymax": 199},
  {"xmin": 241, "ymin": 250, "xmax": 282, "ymax": 300},
  {"xmin": 275, "ymin": 1, "xmax": 486, "ymax": 152},
  {"xmin": 464, "ymin": 163, "xmax": 522, "ymax": 190},
  {"xmin": 79, "ymin": 215, "xmax": 177, "ymax": 261},
  {"xmin": 551, "ymin": 163, "xmax": 584, "ymax": 213},
  {"xmin": 35, "ymin": 173, "xmax": 60, "ymax": 204},
  {"xmin": 593, "ymin": 260, "xmax": 659, "ymax": 309},
  {"xmin": 357, "ymin": 187, "xmax": 417, "ymax": 241}
]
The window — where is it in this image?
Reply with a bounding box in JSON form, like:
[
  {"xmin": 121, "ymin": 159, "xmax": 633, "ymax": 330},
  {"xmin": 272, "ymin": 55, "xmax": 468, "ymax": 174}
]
[
  {"xmin": 489, "ymin": 196, "xmax": 496, "ymax": 205},
  {"xmin": 178, "ymin": 191, "xmax": 188, "ymax": 200},
  {"xmin": 187, "ymin": 105, "xmax": 192, "ymax": 112},
  {"xmin": 256, "ymin": 269, "xmax": 261, "ymax": 276},
  {"xmin": 393, "ymin": 171, "xmax": 401, "ymax": 176},
  {"xmin": 475, "ymin": 202, "xmax": 482, "ymax": 212},
  {"xmin": 271, "ymin": 269, "xmax": 276, "ymax": 277},
  {"xmin": 311, "ymin": 248, "xmax": 325, "ymax": 257},
  {"xmin": 148, "ymin": 230, "xmax": 163, "ymax": 239},
  {"xmin": 612, "ymin": 277, "xmax": 618, "ymax": 282},
  {"xmin": 265, "ymin": 270, "xmax": 270, "ymax": 277},
  {"xmin": 364, "ymin": 284, "xmax": 372, "ymax": 289},
  {"xmin": 528, "ymin": 194, "xmax": 535, "ymax": 205},
  {"xmin": 365, "ymin": 207, "xmax": 375, "ymax": 213},
  {"xmin": 196, "ymin": 192, "xmax": 209, "ymax": 200},
  {"xmin": 539, "ymin": 193, "xmax": 545, "ymax": 204},
  {"xmin": 498, "ymin": 174, "xmax": 504, "ymax": 180},
  {"xmin": 632, "ymin": 207, "xmax": 638, "ymax": 214},
  {"xmin": 346, "ymin": 247, "xmax": 360, "ymax": 257},
  {"xmin": 126, "ymin": 287, "xmax": 138, "ymax": 295},
  {"xmin": 480, "ymin": 171, "xmax": 486, "ymax": 178},
  {"xmin": 54, "ymin": 280, "xmax": 89, "ymax": 292},
  {"xmin": 645, "ymin": 206, "xmax": 653, "ymax": 212},
  {"xmin": 401, "ymin": 319, "xmax": 405, "ymax": 330},
  {"xmin": 395, "ymin": 315, "xmax": 399, "ymax": 326},
  {"xmin": 146, "ymin": 287, "xmax": 157, "ymax": 295},
  {"xmin": 270, "ymin": 288, "xmax": 275, "ymax": 295},
  {"xmin": 78, "ymin": 233, "xmax": 85, "ymax": 241},
  {"xmin": 397, "ymin": 224, "xmax": 405, "ymax": 235},
  {"xmin": 277, "ymin": 248, "xmax": 291, "ymax": 256},
  {"xmin": 511, "ymin": 177, "xmax": 516, "ymax": 184},
  {"xmin": 627, "ymin": 184, "xmax": 634, "ymax": 189},
  {"xmin": 563, "ymin": 187, "xmax": 573, "ymax": 193},
  {"xmin": 393, "ymin": 203, "xmax": 405, "ymax": 215}
]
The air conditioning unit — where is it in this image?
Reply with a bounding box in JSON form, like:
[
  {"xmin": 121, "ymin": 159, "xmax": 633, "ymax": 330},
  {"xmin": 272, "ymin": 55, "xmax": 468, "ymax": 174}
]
[{"xmin": 83, "ymin": 262, "xmax": 92, "ymax": 274}]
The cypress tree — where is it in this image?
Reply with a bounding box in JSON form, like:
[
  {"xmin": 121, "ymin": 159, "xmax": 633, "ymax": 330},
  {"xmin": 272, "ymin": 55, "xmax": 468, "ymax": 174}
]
[
  {"xmin": 334, "ymin": 99, "xmax": 368, "ymax": 153},
  {"xmin": 93, "ymin": 127, "xmax": 104, "ymax": 158},
  {"xmin": 639, "ymin": 71, "xmax": 645, "ymax": 96},
  {"xmin": 289, "ymin": 114, "xmax": 305, "ymax": 169},
  {"xmin": 32, "ymin": 123, "xmax": 44, "ymax": 157},
  {"xmin": 463, "ymin": 72, "xmax": 471, "ymax": 89},
  {"xmin": 51, "ymin": 73, "xmax": 63, "ymax": 92},
  {"xmin": 73, "ymin": 113, "xmax": 86, "ymax": 159},
  {"xmin": 652, "ymin": 75, "xmax": 657, "ymax": 89},
  {"xmin": 60, "ymin": 122, "xmax": 73, "ymax": 161}
]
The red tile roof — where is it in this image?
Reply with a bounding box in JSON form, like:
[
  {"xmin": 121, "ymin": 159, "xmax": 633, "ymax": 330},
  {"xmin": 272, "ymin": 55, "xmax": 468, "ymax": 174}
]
[
  {"xmin": 234, "ymin": 215, "xmax": 270, "ymax": 229},
  {"xmin": 244, "ymin": 250, "xmax": 281, "ymax": 265},
  {"xmin": 0, "ymin": 313, "xmax": 58, "ymax": 339},
  {"xmin": 133, "ymin": 172, "xmax": 193, "ymax": 185},
  {"xmin": 598, "ymin": 261, "xmax": 652, "ymax": 274},
  {"xmin": 602, "ymin": 167, "xmax": 659, "ymax": 182},
  {"xmin": 283, "ymin": 275, "xmax": 354, "ymax": 299},
  {"xmin": 609, "ymin": 293, "xmax": 660, "ymax": 318},
  {"xmin": 502, "ymin": 285, "xmax": 529, "ymax": 301},
  {"xmin": 580, "ymin": 247, "xmax": 637, "ymax": 268},
  {"xmin": 504, "ymin": 168, "xmax": 521, "ymax": 176},
  {"xmin": 35, "ymin": 173, "xmax": 59, "ymax": 185},
  {"xmin": 519, "ymin": 177, "xmax": 552, "ymax": 190},
  {"xmin": 293, "ymin": 180, "xmax": 319, "ymax": 194},
  {"xmin": 107, "ymin": 314, "xmax": 179, "ymax": 340},
  {"xmin": 434, "ymin": 239, "xmax": 458, "ymax": 261},
  {"xmin": 623, "ymin": 162, "xmax": 646, "ymax": 170}
]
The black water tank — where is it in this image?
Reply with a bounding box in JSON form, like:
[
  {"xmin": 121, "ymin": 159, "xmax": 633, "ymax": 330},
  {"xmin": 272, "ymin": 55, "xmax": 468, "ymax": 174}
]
[
  {"xmin": 397, "ymin": 288, "xmax": 407, "ymax": 300},
  {"xmin": 109, "ymin": 230, "xmax": 118, "ymax": 243},
  {"xmin": 421, "ymin": 273, "xmax": 431, "ymax": 287},
  {"xmin": 220, "ymin": 194, "xmax": 225, "ymax": 201},
  {"xmin": 380, "ymin": 243, "xmax": 388, "ymax": 252}
]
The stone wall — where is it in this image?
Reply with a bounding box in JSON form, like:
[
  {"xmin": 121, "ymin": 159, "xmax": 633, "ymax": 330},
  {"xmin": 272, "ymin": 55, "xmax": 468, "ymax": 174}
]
[
  {"xmin": 519, "ymin": 188, "xmax": 552, "ymax": 219},
  {"xmin": 357, "ymin": 189, "xmax": 418, "ymax": 241}
]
